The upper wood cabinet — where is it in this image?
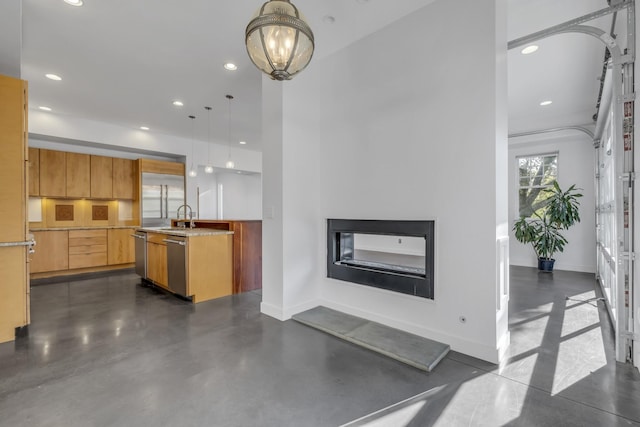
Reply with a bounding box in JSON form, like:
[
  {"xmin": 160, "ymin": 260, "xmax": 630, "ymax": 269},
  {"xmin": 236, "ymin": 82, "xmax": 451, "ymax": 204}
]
[
  {"xmin": 90, "ymin": 155, "xmax": 113, "ymax": 199},
  {"xmin": 31, "ymin": 149, "xmax": 136, "ymax": 200},
  {"xmin": 66, "ymin": 152, "xmax": 91, "ymax": 198},
  {"xmin": 28, "ymin": 147, "xmax": 40, "ymax": 197},
  {"xmin": 139, "ymin": 158, "xmax": 185, "ymax": 176},
  {"xmin": 39, "ymin": 149, "xmax": 66, "ymax": 197},
  {"xmin": 112, "ymin": 158, "xmax": 134, "ymax": 200}
]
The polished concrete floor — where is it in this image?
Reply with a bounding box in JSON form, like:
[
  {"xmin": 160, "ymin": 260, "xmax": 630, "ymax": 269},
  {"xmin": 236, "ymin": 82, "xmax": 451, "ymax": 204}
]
[{"xmin": 0, "ymin": 267, "xmax": 639, "ymax": 426}]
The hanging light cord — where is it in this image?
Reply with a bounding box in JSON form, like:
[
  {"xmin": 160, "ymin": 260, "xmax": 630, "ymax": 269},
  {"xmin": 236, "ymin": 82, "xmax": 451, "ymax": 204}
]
[
  {"xmin": 226, "ymin": 95, "xmax": 233, "ymax": 163},
  {"xmin": 205, "ymin": 106, "xmax": 212, "ymax": 168},
  {"xmin": 189, "ymin": 115, "xmax": 196, "ymax": 176}
]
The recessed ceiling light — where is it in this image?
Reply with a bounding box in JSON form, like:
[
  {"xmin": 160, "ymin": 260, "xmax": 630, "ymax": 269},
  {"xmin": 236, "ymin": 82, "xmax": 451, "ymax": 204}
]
[
  {"xmin": 540, "ymin": 100, "xmax": 553, "ymax": 106},
  {"xmin": 39, "ymin": 106, "xmax": 52, "ymax": 111},
  {"xmin": 224, "ymin": 63, "xmax": 238, "ymax": 71},
  {"xmin": 239, "ymin": 141, "xmax": 247, "ymax": 145},
  {"xmin": 323, "ymin": 15, "xmax": 336, "ymax": 24},
  {"xmin": 356, "ymin": 0, "xmax": 370, "ymax": 3},
  {"xmin": 521, "ymin": 45, "xmax": 539, "ymax": 55},
  {"xmin": 140, "ymin": 126, "xmax": 150, "ymax": 131},
  {"xmin": 63, "ymin": 0, "xmax": 83, "ymax": 6},
  {"xmin": 173, "ymin": 100, "xmax": 184, "ymax": 107},
  {"xmin": 45, "ymin": 73, "xmax": 62, "ymax": 81}
]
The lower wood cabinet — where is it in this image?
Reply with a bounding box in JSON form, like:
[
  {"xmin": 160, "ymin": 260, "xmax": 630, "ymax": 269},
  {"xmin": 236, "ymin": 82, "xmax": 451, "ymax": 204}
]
[
  {"xmin": 146, "ymin": 233, "xmax": 168, "ymax": 287},
  {"xmin": 107, "ymin": 228, "xmax": 134, "ymax": 265},
  {"xmin": 69, "ymin": 229, "xmax": 107, "ymax": 269},
  {"xmin": 31, "ymin": 231, "xmax": 69, "ymax": 273},
  {"xmin": 30, "ymin": 228, "xmax": 136, "ymax": 276}
]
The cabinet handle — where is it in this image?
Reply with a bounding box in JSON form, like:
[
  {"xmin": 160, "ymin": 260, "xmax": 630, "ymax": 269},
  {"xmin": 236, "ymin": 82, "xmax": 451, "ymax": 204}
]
[{"xmin": 163, "ymin": 239, "xmax": 186, "ymax": 246}]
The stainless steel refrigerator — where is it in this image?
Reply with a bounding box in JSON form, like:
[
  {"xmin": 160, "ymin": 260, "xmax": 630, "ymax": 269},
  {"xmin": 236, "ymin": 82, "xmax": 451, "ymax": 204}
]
[{"xmin": 141, "ymin": 172, "xmax": 185, "ymax": 227}]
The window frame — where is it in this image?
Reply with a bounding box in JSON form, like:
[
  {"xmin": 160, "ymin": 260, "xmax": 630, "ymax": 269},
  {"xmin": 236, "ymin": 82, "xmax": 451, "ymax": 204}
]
[{"xmin": 515, "ymin": 152, "xmax": 559, "ymax": 219}]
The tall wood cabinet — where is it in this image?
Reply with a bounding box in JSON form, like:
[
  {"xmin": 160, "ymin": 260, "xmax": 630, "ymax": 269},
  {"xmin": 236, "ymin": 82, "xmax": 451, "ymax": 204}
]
[{"xmin": 0, "ymin": 74, "xmax": 29, "ymax": 343}]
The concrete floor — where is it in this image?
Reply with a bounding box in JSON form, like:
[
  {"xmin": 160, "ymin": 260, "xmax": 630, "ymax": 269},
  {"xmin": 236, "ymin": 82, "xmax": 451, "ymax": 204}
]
[{"xmin": 0, "ymin": 267, "xmax": 638, "ymax": 426}]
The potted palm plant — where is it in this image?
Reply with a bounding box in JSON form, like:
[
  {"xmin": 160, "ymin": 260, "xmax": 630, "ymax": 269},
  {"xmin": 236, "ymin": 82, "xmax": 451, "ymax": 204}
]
[{"xmin": 513, "ymin": 181, "xmax": 582, "ymax": 272}]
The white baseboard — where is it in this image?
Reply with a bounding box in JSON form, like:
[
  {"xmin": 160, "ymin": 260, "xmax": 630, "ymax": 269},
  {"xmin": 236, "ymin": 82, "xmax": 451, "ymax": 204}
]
[
  {"xmin": 261, "ymin": 299, "xmax": 321, "ymax": 321},
  {"xmin": 260, "ymin": 302, "xmax": 285, "ymax": 321}
]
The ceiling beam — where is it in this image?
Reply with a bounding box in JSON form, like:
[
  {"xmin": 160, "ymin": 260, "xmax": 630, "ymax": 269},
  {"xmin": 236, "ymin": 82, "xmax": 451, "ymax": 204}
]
[{"xmin": 508, "ymin": 1, "xmax": 632, "ymax": 50}]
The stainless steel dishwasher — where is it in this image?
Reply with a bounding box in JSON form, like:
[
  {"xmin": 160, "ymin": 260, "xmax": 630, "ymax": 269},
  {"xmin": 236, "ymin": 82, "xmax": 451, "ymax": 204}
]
[
  {"xmin": 132, "ymin": 231, "xmax": 147, "ymax": 279},
  {"xmin": 164, "ymin": 236, "xmax": 188, "ymax": 297}
]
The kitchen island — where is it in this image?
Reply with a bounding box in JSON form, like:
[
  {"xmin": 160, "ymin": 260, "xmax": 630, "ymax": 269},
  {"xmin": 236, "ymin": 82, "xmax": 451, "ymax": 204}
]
[{"xmin": 136, "ymin": 227, "xmax": 233, "ymax": 303}]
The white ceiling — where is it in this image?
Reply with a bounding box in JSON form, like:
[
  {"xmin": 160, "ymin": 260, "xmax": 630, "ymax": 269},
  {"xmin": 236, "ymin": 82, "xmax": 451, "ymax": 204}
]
[
  {"xmin": 18, "ymin": 0, "xmax": 627, "ymax": 149},
  {"xmin": 508, "ymin": 0, "xmax": 627, "ymax": 134},
  {"xmin": 21, "ymin": 0, "xmax": 436, "ymax": 151}
]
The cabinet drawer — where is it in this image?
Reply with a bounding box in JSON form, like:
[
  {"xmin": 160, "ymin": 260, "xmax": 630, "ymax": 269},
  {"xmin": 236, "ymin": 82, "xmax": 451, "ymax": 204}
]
[
  {"xmin": 68, "ymin": 244, "xmax": 107, "ymax": 255},
  {"xmin": 69, "ymin": 230, "xmax": 107, "ymax": 248},
  {"xmin": 69, "ymin": 252, "xmax": 108, "ymax": 269},
  {"xmin": 146, "ymin": 233, "xmax": 168, "ymax": 245},
  {"xmin": 69, "ymin": 229, "xmax": 107, "ymax": 240}
]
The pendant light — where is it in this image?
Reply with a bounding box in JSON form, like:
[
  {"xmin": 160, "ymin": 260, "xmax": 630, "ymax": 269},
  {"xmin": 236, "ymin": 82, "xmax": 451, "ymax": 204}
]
[
  {"xmin": 204, "ymin": 106, "xmax": 214, "ymax": 174},
  {"xmin": 188, "ymin": 115, "xmax": 197, "ymax": 178},
  {"xmin": 225, "ymin": 95, "xmax": 235, "ymax": 169},
  {"xmin": 245, "ymin": 0, "xmax": 314, "ymax": 81}
]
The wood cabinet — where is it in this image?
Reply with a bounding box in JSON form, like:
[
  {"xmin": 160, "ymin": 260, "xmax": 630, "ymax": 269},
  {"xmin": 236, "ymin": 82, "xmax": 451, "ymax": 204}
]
[
  {"xmin": 90, "ymin": 155, "xmax": 113, "ymax": 199},
  {"xmin": 138, "ymin": 158, "xmax": 185, "ymax": 176},
  {"xmin": 171, "ymin": 219, "xmax": 262, "ymax": 293},
  {"xmin": 30, "ymin": 230, "xmax": 69, "ymax": 273},
  {"xmin": 108, "ymin": 228, "xmax": 134, "ymax": 265},
  {"xmin": 28, "ymin": 147, "xmax": 40, "ymax": 197},
  {"xmin": 69, "ymin": 229, "xmax": 107, "ymax": 269},
  {"xmin": 0, "ymin": 74, "xmax": 29, "ymax": 343},
  {"xmin": 66, "ymin": 152, "xmax": 91, "ymax": 198},
  {"xmin": 187, "ymin": 234, "xmax": 233, "ymax": 303},
  {"xmin": 146, "ymin": 233, "xmax": 168, "ymax": 287},
  {"xmin": 40, "ymin": 149, "xmax": 66, "ymax": 197},
  {"xmin": 112, "ymin": 158, "xmax": 134, "ymax": 199}
]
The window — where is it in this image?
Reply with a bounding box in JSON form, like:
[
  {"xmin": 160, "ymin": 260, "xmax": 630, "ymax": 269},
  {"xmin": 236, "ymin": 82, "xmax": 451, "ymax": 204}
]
[{"xmin": 517, "ymin": 153, "xmax": 558, "ymax": 218}]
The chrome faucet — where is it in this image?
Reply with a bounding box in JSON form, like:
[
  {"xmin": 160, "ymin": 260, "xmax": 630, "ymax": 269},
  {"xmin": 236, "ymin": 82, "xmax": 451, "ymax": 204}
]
[{"xmin": 176, "ymin": 204, "xmax": 195, "ymax": 228}]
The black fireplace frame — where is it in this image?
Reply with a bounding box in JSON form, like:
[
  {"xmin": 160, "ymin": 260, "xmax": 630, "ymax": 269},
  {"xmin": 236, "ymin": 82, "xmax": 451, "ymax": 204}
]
[{"xmin": 327, "ymin": 219, "xmax": 435, "ymax": 299}]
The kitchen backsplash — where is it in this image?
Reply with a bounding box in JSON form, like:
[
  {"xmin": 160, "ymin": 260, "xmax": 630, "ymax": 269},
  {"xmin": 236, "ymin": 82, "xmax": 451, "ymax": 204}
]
[{"xmin": 29, "ymin": 198, "xmax": 138, "ymax": 228}]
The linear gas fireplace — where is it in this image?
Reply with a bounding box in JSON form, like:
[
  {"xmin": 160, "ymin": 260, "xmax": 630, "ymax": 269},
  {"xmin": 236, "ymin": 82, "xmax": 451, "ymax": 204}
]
[{"xmin": 327, "ymin": 219, "xmax": 435, "ymax": 299}]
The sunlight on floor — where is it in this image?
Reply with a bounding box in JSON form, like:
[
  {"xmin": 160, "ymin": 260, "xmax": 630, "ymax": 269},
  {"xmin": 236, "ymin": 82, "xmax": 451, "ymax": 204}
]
[{"xmin": 552, "ymin": 291, "xmax": 607, "ymax": 395}]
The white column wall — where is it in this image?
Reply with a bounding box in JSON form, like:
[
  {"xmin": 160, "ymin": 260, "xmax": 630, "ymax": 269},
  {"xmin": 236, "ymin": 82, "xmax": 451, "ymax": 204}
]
[
  {"xmin": 261, "ymin": 0, "xmax": 508, "ymax": 363},
  {"xmin": 509, "ymin": 134, "xmax": 596, "ymax": 273}
]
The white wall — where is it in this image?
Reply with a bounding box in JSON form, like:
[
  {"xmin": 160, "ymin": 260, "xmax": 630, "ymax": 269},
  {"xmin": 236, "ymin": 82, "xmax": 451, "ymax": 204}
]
[
  {"xmin": 0, "ymin": 0, "xmax": 21, "ymax": 78},
  {"xmin": 261, "ymin": 0, "xmax": 509, "ymax": 363},
  {"xmin": 508, "ymin": 133, "xmax": 596, "ymax": 272}
]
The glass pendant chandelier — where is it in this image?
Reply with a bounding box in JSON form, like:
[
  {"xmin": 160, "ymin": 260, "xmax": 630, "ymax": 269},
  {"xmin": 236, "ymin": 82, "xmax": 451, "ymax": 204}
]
[
  {"xmin": 225, "ymin": 95, "xmax": 235, "ymax": 169},
  {"xmin": 188, "ymin": 115, "xmax": 197, "ymax": 178},
  {"xmin": 204, "ymin": 106, "xmax": 214, "ymax": 174},
  {"xmin": 245, "ymin": 0, "xmax": 314, "ymax": 81}
]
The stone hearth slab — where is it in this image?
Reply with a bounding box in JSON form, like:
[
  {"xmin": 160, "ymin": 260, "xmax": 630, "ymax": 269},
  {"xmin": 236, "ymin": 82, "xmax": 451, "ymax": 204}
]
[{"xmin": 292, "ymin": 306, "xmax": 449, "ymax": 372}]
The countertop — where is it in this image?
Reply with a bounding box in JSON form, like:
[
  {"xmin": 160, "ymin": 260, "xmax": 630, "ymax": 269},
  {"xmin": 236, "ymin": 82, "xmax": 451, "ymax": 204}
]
[
  {"xmin": 137, "ymin": 227, "xmax": 234, "ymax": 237},
  {"xmin": 30, "ymin": 226, "xmax": 139, "ymax": 231}
]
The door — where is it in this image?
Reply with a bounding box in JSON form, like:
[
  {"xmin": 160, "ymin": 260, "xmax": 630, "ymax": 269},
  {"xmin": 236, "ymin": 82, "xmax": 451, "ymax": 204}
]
[{"xmin": 0, "ymin": 74, "xmax": 30, "ymax": 343}]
